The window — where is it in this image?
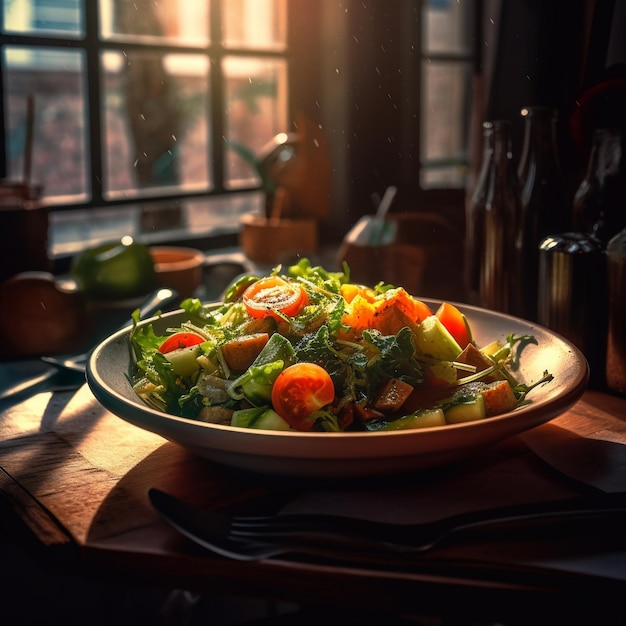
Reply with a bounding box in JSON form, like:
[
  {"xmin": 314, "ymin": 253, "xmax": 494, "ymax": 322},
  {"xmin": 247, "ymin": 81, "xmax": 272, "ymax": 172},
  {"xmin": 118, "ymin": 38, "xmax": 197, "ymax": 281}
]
[
  {"xmin": 1, "ymin": 0, "xmax": 288, "ymax": 254},
  {"xmin": 302, "ymin": 0, "xmax": 476, "ymax": 229},
  {"xmin": 0, "ymin": 0, "xmax": 475, "ymax": 258},
  {"xmin": 421, "ymin": 0, "xmax": 475, "ymax": 189}
]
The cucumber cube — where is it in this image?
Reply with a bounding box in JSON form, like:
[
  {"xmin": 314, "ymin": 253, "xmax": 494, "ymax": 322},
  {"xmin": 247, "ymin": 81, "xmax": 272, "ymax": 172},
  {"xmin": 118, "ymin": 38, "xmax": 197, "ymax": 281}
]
[
  {"xmin": 415, "ymin": 315, "xmax": 462, "ymax": 361},
  {"xmin": 444, "ymin": 394, "xmax": 486, "ymax": 424},
  {"xmin": 379, "ymin": 407, "xmax": 446, "ymax": 430},
  {"xmin": 165, "ymin": 345, "xmax": 201, "ymax": 377},
  {"xmin": 231, "ymin": 406, "xmax": 291, "ymax": 431}
]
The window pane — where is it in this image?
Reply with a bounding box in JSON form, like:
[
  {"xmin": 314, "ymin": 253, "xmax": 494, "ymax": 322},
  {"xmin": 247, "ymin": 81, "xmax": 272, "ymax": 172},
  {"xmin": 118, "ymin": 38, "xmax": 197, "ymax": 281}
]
[
  {"xmin": 422, "ymin": 163, "xmax": 467, "ymax": 188},
  {"xmin": 185, "ymin": 192, "xmax": 264, "ymax": 234},
  {"xmin": 99, "ymin": 0, "xmax": 208, "ymax": 46},
  {"xmin": 101, "ymin": 50, "xmax": 210, "ymax": 199},
  {"xmin": 49, "ymin": 191, "xmax": 264, "ymax": 256},
  {"xmin": 222, "ymin": 0, "xmax": 286, "ymax": 50},
  {"xmin": 424, "ymin": 0, "xmax": 473, "ymax": 55},
  {"xmin": 223, "ymin": 55, "xmax": 288, "ymax": 188},
  {"xmin": 3, "ymin": 46, "xmax": 88, "ymax": 200},
  {"xmin": 421, "ymin": 60, "xmax": 471, "ymax": 187},
  {"xmin": 3, "ymin": 0, "xmax": 83, "ymax": 37}
]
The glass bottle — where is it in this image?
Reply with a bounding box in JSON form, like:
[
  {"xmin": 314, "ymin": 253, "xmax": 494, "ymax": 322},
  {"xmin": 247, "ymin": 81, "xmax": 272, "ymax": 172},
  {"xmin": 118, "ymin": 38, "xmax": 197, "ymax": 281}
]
[
  {"xmin": 515, "ymin": 106, "xmax": 569, "ymax": 322},
  {"xmin": 468, "ymin": 120, "xmax": 518, "ymax": 314},
  {"xmin": 484, "ymin": 120, "xmax": 520, "ymax": 314},
  {"xmin": 465, "ymin": 121, "xmax": 494, "ymax": 306},
  {"xmin": 606, "ymin": 228, "xmax": 626, "ymax": 395},
  {"xmin": 572, "ymin": 128, "xmax": 626, "ymax": 246}
]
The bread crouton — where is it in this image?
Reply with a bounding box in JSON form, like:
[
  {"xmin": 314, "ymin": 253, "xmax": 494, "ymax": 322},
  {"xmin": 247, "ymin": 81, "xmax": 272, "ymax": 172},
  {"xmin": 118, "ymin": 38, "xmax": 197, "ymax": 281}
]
[{"xmin": 455, "ymin": 343, "xmax": 505, "ymax": 382}]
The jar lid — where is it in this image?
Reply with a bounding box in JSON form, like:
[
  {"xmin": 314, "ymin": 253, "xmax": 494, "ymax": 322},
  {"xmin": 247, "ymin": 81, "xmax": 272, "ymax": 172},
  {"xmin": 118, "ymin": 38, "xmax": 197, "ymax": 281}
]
[{"xmin": 539, "ymin": 232, "xmax": 604, "ymax": 255}]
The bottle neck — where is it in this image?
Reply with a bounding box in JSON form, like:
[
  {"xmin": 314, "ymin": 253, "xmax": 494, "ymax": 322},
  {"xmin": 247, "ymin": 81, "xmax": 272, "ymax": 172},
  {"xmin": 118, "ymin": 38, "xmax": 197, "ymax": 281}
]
[
  {"xmin": 589, "ymin": 128, "xmax": 626, "ymax": 243},
  {"xmin": 595, "ymin": 128, "xmax": 623, "ymax": 181},
  {"xmin": 518, "ymin": 107, "xmax": 560, "ymax": 179},
  {"xmin": 472, "ymin": 124, "xmax": 495, "ymax": 188},
  {"xmin": 492, "ymin": 121, "xmax": 515, "ymax": 175},
  {"xmin": 470, "ymin": 121, "xmax": 517, "ymax": 206}
]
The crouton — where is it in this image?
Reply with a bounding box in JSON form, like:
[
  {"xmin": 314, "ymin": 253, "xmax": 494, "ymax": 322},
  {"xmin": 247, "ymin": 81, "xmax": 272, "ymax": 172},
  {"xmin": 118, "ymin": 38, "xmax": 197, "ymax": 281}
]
[
  {"xmin": 220, "ymin": 333, "xmax": 270, "ymax": 372},
  {"xmin": 374, "ymin": 378, "xmax": 415, "ymax": 412},
  {"xmin": 456, "ymin": 343, "xmax": 505, "ymax": 382},
  {"xmin": 480, "ymin": 380, "xmax": 518, "ymax": 416}
]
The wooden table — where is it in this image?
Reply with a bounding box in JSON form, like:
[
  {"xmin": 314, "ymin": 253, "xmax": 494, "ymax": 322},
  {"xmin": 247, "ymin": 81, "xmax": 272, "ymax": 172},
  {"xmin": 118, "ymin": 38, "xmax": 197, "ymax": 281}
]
[{"xmin": 2, "ymin": 382, "xmax": 626, "ymax": 625}]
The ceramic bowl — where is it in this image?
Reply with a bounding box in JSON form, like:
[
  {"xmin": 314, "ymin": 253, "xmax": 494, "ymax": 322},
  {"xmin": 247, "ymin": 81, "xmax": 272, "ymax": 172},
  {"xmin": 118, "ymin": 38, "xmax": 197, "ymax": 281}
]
[
  {"xmin": 150, "ymin": 246, "xmax": 205, "ymax": 299},
  {"xmin": 86, "ymin": 299, "xmax": 589, "ymax": 479}
]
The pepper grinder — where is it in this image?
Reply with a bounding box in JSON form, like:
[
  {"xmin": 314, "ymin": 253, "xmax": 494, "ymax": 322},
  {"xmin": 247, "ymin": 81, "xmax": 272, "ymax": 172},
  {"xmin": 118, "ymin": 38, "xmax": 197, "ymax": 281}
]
[{"xmin": 537, "ymin": 232, "xmax": 607, "ymax": 388}]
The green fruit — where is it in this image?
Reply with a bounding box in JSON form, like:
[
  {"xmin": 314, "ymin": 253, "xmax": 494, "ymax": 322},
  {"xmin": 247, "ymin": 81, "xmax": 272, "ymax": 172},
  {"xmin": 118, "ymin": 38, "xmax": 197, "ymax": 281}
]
[{"xmin": 71, "ymin": 238, "xmax": 156, "ymax": 300}]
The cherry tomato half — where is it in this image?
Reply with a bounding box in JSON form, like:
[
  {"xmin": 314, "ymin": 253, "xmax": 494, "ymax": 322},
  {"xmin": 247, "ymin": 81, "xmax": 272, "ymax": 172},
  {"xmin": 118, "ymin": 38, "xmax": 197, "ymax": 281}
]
[
  {"xmin": 435, "ymin": 302, "xmax": 472, "ymax": 349},
  {"xmin": 271, "ymin": 363, "xmax": 335, "ymax": 431},
  {"xmin": 158, "ymin": 332, "xmax": 205, "ymax": 354},
  {"xmin": 243, "ymin": 276, "xmax": 309, "ymax": 320}
]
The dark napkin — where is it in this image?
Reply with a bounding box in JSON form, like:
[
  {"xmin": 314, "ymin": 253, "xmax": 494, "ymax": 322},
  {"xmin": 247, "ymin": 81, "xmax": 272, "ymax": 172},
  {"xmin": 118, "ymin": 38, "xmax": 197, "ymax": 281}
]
[{"xmin": 522, "ymin": 422, "xmax": 626, "ymax": 493}]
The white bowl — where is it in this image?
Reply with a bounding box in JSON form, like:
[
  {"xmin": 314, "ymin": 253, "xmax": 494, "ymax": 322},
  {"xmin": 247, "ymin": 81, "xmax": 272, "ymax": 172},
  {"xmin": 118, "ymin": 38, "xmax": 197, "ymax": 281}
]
[{"xmin": 86, "ymin": 300, "xmax": 588, "ymax": 478}]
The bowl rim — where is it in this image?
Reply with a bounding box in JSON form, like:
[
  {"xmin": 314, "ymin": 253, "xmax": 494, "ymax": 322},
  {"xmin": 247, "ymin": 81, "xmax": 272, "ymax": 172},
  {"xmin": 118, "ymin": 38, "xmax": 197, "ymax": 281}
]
[{"xmin": 149, "ymin": 246, "xmax": 205, "ymax": 272}]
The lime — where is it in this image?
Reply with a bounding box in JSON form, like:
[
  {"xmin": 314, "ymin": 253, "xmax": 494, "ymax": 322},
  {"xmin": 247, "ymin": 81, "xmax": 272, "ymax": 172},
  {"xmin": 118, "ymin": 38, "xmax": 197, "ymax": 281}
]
[{"xmin": 71, "ymin": 238, "xmax": 156, "ymax": 300}]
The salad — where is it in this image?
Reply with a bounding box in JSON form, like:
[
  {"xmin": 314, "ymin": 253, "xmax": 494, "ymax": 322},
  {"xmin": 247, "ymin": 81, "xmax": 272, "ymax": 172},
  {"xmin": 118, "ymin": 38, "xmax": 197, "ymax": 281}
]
[{"xmin": 129, "ymin": 259, "xmax": 553, "ymax": 432}]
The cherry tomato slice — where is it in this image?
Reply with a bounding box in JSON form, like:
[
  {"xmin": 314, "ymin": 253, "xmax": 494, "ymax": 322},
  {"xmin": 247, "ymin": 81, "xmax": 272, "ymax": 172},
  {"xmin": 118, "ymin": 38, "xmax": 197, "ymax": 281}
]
[
  {"xmin": 158, "ymin": 332, "xmax": 204, "ymax": 354},
  {"xmin": 271, "ymin": 363, "xmax": 335, "ymax": 431},
  {"xmin": 243, "ymin": 276, "xmax": 308, "ymax": 320},
  {"xmin": 435, "ymin": 302, "xmax": 472, "ymax": 349}
]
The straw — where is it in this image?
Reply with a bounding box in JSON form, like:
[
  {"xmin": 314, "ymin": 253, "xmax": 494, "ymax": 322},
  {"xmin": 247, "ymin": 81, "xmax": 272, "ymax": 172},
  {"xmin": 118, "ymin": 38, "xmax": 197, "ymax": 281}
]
[{"xmin": 369, "ymin": 185, "xmax": 397, "ymax": 245}]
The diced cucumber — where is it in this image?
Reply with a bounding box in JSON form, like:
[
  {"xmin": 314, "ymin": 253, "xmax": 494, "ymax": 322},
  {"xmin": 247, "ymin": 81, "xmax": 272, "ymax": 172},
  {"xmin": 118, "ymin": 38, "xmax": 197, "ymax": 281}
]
[
  {"xmin": 196, "ymin": 354, "xmax": 220, "ymax": 375},
  {"xmin": 253, "ymin": 408, "xmax": 291, "ymax": 431},
  {"xmin": 231, "ymin": 406, "xmax": 265, "ymax": 428},
  {"xmin": 231, "ymin": 406, "xmax": 291, "ymax": 431},
  {"xmin": 480, "ymin": 339, "xmax": 513, "ymax": 364},
  {"xmin": 165, "ymin": 345, "xmax": 201, "ymax": 377},
  {"xmin": 480, "ymin": 340, "xmax": 502, "ymax": 357},
  {"xmin": 415, "ymin": 315, "xmax": 462, "ymax": 361},
  {"xmin": 229, "ymin": 360, "xmax": 285, "ymax": 405},
  {"xmin": 444, "ymin": 394, "xmax": 486, "ymax": 424},
  {"xmin": 379, "ymin": 407, "xmax": 446, "ymax": 430},
  {"xmin": 427, "ymin": 361, "xmax": 458, "ymax": 384}
]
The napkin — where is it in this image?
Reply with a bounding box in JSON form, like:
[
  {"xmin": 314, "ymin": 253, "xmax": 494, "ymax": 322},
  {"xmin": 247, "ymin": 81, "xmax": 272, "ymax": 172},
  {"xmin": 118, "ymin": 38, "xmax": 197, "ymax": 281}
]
[
  {"xmin": 279, "ymin": 445, "xmax": 581, "ymax": 523},
  {"xmin": 278, "ymin": 431, "xmax": 626, "ymax": 582},
  {"xmin": 522, "ymin": 422, "xmax": 626, "ymax": 493}
]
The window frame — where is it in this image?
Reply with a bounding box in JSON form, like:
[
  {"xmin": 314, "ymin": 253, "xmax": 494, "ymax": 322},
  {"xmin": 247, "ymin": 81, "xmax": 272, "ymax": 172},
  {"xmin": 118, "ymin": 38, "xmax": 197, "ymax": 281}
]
[
  {"xmin": 0, "ymin": 0, "xmax": 479, "ymax": 260},
  {"xmin": 419, "ymin": 0, "xmax": 480, "ymax": 215},
  {"xmin": 0, "ymin": 0, "xmax": 291, "ymax": 214}
]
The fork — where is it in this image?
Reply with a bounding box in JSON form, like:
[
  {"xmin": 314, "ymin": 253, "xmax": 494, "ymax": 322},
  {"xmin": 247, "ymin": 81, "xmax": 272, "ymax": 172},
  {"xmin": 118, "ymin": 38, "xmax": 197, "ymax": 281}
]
[{"xmin": 148, "ymin": 488, "xmax": 626, "ymax": 562}]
